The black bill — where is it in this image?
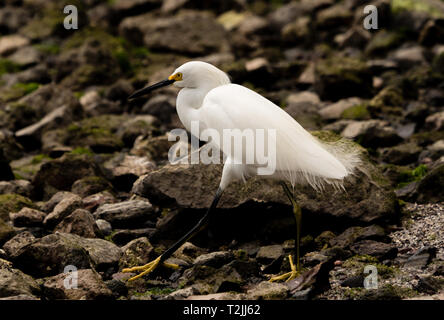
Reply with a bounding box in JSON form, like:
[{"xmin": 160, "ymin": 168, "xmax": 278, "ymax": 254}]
[{"xmin": 128, "ymin": 79, "xmax": 175, "ymax": 100}]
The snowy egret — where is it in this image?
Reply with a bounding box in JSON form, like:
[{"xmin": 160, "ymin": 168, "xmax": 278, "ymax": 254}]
[{"xmin": 124, "ymin": 61, "xmax": 360, "ymax": 282}]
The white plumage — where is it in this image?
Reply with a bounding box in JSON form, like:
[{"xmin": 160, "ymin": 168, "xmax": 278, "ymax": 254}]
[{"xmin": 172, "ymin": 61, "xmax": 360, "ymax": 191}]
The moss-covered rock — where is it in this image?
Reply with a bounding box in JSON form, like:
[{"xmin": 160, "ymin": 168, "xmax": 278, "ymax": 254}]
[
  {"xmin": 368, "ymin": 86, "xmax": 404, "ymax": 116},
  {"xmin": 0, "ymin": 193, "xmax": 35, "ymax": 222},
  {"xmin": 314, "ymin": 57, "xmax": 373, "ymax": 101},
  {"xmin": 341, "ymin": 104, "xmax": 370, "ymax": 120},
  {"xmin": 365, "ymin": 30, "xmax": 404, "ymax": 56}
]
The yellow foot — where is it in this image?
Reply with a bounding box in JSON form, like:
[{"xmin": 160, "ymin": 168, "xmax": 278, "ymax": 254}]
[
  {"xmin": 122, "ymin": 256, "xmax": 179, "ymax": 281},
  {"xmin": 269, "ymin": 255, "xmax": 300, "ymax": 283}
]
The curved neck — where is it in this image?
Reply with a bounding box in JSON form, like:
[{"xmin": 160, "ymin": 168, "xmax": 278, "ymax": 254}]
[{"xmin": 176, "ymin": 85, "xmax": 213, "ymax": 133}]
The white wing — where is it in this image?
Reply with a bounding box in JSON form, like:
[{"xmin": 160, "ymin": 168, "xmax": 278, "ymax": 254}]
[{"xmin": 199, "ymin": 84, "xmax": 357, "ymax": 189}]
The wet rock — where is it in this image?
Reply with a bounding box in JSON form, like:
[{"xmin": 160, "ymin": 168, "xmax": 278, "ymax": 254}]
[
  {"xmin": 95, "ymin": 219, "xmax": 112, "ymax": 237},
  {"xmin": 341, "ymin": 120, "xmax": 402, "ymax": 148},
  {"xmin": 55, "ymin": 209, "xmax": 98, "ymax": 238},
  {"xmin": 0, "ymin": 180, "xmax": 32, "ymax": 198},
  {"xmin": 314, "ymin": 57, "xmax": 372, "ymax": 101},
  {"xmin": 111, "ymin": 228, "xmax": 157, "ymax": 246},
  {"xmin": 0, "ymin": 219, "xmax": 15, "ymax": 245},
  {"xmin": 119, "ymin": 237, "xmax": 154, "ymax": 269},
  {"xmin": 94, "ymin": 200, "xmax": 156, "ymax": 229},
  {"xmin": 2, "ymin": 231, "xmax": 35, "ymax": 260},
  {"xmin": 404, "ymin": 246, "xmax": 437, "ymax": 269},
  {"xmin": 194, "ymin": 251, "xmax": 234, "ymax": 268},
  {"xmin": 9, "ymin": 207, "xmax": 46, "ymax": 227},
  {"xmin": 33, "ymin": 154, "xmax": 102, "ymax": 200},
  {"xmin": 247, "ymin": 281, "xmax": 289, "ymax": 300},
  {"xmin": 43, "ymin": 193, "xmax": 82, "ymax": 229},
  {"xmin": 133, "ymin": 131, "xmax": 397, "ymax": 224},
  {"xmin": 0, "ymin": 259, "xmax": 40, "ymax": 298},
  {"xmin": 71, "ymin": 176, "xmax": 113, "ymax": 198},
  {"xmin": 350, "ymin": 240, "xmax": 397, "ymax": 260},
  {"xmin": 13, "ymin": 233, "xmax": 121, "ymax": 277},
  {"xmin": 41, "ymin": 269, "xmax": 113, "ymax": 300},
  {"xmin": 119, "ymin": 11, "xmax": 229, "ymax": 55},
  {"xmin": 256, "ymin": 245, "xmax": 284, "ymax": 265}
]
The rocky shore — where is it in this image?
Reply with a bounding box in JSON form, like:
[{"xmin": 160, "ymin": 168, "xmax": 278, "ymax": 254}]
[{"xmin": 0, "ymin": 0, "xmax": 443, "ymax": 300}]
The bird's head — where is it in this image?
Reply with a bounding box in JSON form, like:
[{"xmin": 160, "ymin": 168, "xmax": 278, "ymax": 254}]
[{"xmin": 128, "ymin": 61, "xmax": 230, "ymax": 99}]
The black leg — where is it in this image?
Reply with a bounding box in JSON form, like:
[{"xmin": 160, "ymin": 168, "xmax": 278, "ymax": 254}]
[
  {"xmin": 281, "ymin": 182, "xmax": 302, "ymax": 272},
  {"xmin": 159, "ymin": 187, "xmax": 223, "ymax": 263}
]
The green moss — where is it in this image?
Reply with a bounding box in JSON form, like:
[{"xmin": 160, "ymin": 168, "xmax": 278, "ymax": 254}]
[
  {"xmin": 341, "ymin": 104, "xmax": 370, "ymax": 120},
  {"xmin": 33, "ymin": 43, "xmax": 60, "ymax": 55},
  {"xmin": 0, "ymin": 59, "xmax": 21, "ymax": 76},
  {"xmin": 397, "ymin": 164, "xmax": 428, "ymax": 188},
  {"xmin": 0, "ymin": 194, "xmax": 35, "ymax": 221},
  {"xmin": 391, "ymin": 0, "xmax": 444, "ymax": 18},
  {"xmin": 31, "ymin": 154, "xmax": 52, "ymax": 165},
  {"xmin": 69, "ymin": 147, "xmax": 94, "ymax": 156},
  {"xmin": 365, "ymin": 31, "xmax": 403, "ymax": 56},
  {"xmin": 0, "ymin": 83, "xmax": 40, "ymax": 102}
]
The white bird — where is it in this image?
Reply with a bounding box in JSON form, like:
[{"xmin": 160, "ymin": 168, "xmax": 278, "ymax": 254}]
[{"xmin": 123, "ymin": 61, "xmax": 360, "ymax": 282}]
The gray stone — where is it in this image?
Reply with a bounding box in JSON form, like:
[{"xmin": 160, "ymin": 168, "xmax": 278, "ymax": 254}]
[
  {"xmin": 94, "ymin": 200, "xmax": 155, "ymax": 228},
  {"xmin": 9, "ymin": 207, "xmax": 46, "ymax": 227},
  {"xmin": 43, "ymin": 193, "xmax": 82, "ymax": 228}
]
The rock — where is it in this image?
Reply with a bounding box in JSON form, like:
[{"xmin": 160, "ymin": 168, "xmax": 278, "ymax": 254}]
[
  {"xmin": 41, "ymin": 269, "xmax": 113, "ymax": 300},
  {"xmin": 105, "ymin": 154, "xmax": 156, "ymax": 192},
  {"xmin": 0, "ymin": 219, "xmax": 15, "ymax": 245},
  {"xmin": 119, "ymin": 11, "xmax": 229, "ymax": 55},
  {"xmin": 130, "ymin": 135, "xmax": 177, "ymax": 162},
  {"xmin": 71, "ymin": 176, "xmax": 112, "ymax": 198},
  {"xmin": 415, "ymin": 276, "xmax": 444, "ymax": 295},
  {"xmin": 340, "ymin": 274, "xmax": 364, "ymax": 288},
  {"xmin": 94, "ymin": 200, "xmax": 156, "ymax": 229},
  {"xmin": 133, "ymin": 132, "xmax": 397, "ymax": 224},
  {"xmin": 314, "ymin": 57, "xmax": 372, "ymax": 101},
  {"xmin": 194, "ymin": 251, "xmax": 234, "ymax": 268},
  {"xmin": 2, "ymin": 231, "xmax": 35, "ymax": 260},
  {"xmin": 0, "ymin": 259, "xmax": 40, "ymax": 298},
  {"xmin": 246, "ymin": 281, "xmax": 289, "ymax": 300},
  {"xmin": 0, "ymin": 193, "xmax": 35, "ymax": 222},
  {"xmin": 105, "ymin": 279, "xmax": 128, "ymax": 299},
  {"xmin": 173, "ymin": 242, "xmax": 208, "ymax": 264},
  {"xmin": 334, "ymin": 27, "xmax": 371, "ymax": 48},
  {"xmin": 404, "ymin": 246, "xmax": 437, "ymax": 269},
  {"xmin": 119, "ymin": 237, "xmax": 154, "ymax": 269},
  {"xmin": 15, "ymin": 105, "xmax": 80, "ymax": 149},
  {"xmin": 95, "ymin": 219, "xmax": 112, "ymax": 237},
  {"xmin": 330, "ymin": 225, "xmax": 388, "ymax": 249},
  {"xmin": 141, "ymin": 94, "xmax": 176, "ymax": 123},
  {"xmin": 82, "ymin": 191, "xmax": 116, "ymax": 212},
  {"xmin": 365, "ymin": 30, "xmax": 403, "ymax": 56},
  {"xmin": 0, "ymin": 35, "xmax": 29, "ymax": 56},
  {"xmin": 319, "ymin": 97, "xmax": 363, "ymax": 120},
  {"xmin": 165, "ymin": 286, "xmax": 199, "ymax": 300},
  {"xmin": 33, "ymin": 154, "xmax": 102, "ymax": 200},
  {"xmin": 116, "ymin": 115, "xmax": 158, "ymax": 147},
  {"xmin": 0, "ymin": 180, "xmax": 32, "ymax": 198},
  {"xmin": 425, "ymin": 111, "xmax": 444, "ymax": 131},
  {"xmin": 13, "ymin": 233, "xmax": 121, "ymax": 277},
  {"xmin": 284, "ymin": 91, "xmax": 322, "ymax": 130},
  {"xmin": 43, "ymin": 193, "xmax": 82, "ymax": 229},
  {"xmin": 256, "ymin": 245, "xmax": 284, "ymax": 265},
  {"xmin": 161, "ymin": 0, "xmax": 243, "ymax": 14},
  {"xmin": 40, "ymin": 191, "xmax": 74, "ymax": 213},
  {"xmin": 350, "ymin": 240, "xmax": 398, "ymax": 260},
  {"xmin": 316, "ymin": 4, "xmax": 353, "ymax": 29},
  {"xmin": 380, "ymin": 142, "xmax": 422, "ymax": 165},
  {"xmin": 111, "ymin": 228, "xmax": 157, "ymax": 246},
  {"xmin": 0, "ymin": 294, "xmax": 39, "ymax": 300},
  {"xmin": 0, "ymin": 6, "xmax": 31, "ymax": 33},
  {"xmin": 415, "ymin": 163, "xmax": 444, "ymax": 203},
  {"xmin": 391, "ymin": 46, "xmax": 425, "ymax": 66},
  {"xmin": 287, "ymin": 260, "xmax": 334, "ymax": 296},
  {"xmin": 9, "ymin": 207, "xmax": 46, "ymax": 227},
  {"xmin": 341, "ymin": 120, "xmax": 402, "ymax": 148},
  {"xmin": 54, "ymin": 209, "xmax": 98, "ymax": 238},
  {"xmin": 8, "ymin": 46, "xmax": 42, "ymax": 66}
]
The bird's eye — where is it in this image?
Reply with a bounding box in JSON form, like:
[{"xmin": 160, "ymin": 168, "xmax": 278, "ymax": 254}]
[{"xmin": 177, "ymin": 73, "xmax": 182, "ymax": 79}]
